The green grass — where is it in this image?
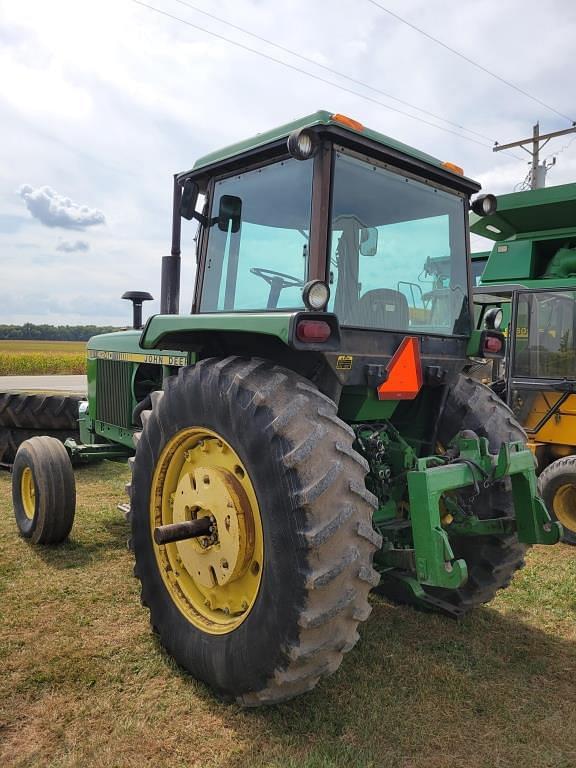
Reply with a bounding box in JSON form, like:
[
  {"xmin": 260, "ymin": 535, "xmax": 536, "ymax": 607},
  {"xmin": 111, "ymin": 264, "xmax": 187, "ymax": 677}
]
[
  {"xmin": 0, "ymin": 341, "xmax": 86, "ymax": 375},
  {"xmin": 1, "ymin": 463, "xmax": 575, "ymax": 768}
]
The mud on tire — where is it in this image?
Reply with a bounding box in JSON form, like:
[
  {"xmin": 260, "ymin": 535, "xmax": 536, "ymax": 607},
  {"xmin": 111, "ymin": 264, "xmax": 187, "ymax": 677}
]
[{"xmin": 129, "ymin": 357, "xmax": 381, "ymax": 706}]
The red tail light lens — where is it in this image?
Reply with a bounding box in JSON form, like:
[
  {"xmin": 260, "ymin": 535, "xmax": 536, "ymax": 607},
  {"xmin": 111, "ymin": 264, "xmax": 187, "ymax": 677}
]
[
  {"xmin": 484, "ymin": 335, "xmax": 503, "ymax": 354},
  {"xmin": 296, "ymin": 320, "xmax": 331, "ymax": 343}
]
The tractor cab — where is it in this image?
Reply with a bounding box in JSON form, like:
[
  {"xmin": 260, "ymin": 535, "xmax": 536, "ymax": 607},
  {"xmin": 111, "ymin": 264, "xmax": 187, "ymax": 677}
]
[{"xmin": 173, "ymin": 111, "xmax": 476, "ymax": 341}]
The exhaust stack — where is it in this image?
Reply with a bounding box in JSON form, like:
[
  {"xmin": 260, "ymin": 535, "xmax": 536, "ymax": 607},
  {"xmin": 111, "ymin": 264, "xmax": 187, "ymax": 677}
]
[{"xmin": 161, "ymin": 176, "xmax": 182, "ymax": 314}]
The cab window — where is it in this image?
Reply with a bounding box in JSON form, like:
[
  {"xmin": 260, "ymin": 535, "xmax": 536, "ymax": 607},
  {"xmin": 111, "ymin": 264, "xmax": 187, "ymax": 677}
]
[{"xmin": 200, "ymin": 159, "xmax": 313, "ymax": 312}]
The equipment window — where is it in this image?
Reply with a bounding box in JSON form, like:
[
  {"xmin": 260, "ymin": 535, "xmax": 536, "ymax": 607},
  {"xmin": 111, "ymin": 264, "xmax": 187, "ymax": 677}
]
[
  {"xmin": 328, "ymin": 151, "xmax": 469, "ymax": 335},
  {"xmin": 513, "ymin": 291, "xmax": 576, "ymax": 379},
  {"xmin": 200, "ymin": 158, "xmax": 313, "ymax": 312}
]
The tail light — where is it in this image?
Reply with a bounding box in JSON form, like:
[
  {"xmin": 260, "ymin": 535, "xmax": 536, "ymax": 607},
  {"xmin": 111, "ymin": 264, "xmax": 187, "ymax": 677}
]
[
  {"xmin": 296, "ymin": 320, "xmax": 331, "ymax": 343},
  {"xmin": 484, "ymin": 336, "xmax": 503, "ymax": 354},
  {"xmin": 481, "ymin": 331, "xmax": 505, "ymax": 357}
]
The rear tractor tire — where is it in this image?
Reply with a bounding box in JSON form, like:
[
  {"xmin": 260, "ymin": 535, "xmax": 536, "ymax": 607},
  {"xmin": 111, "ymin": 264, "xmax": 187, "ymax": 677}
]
[
  {"xmin": 429, "ymin": 375, "xmax": 529, "ymax": 612},
  {"xmin": 538, "ymin": 456, "xmax": 576, "ymax": 545},
  {"xmin": 129, "ymin": 357, "xmax": 381, "ymax": 706},
  {"xmin": 12, "ymin": 436, "xmax": 76, "ymax": 544},
  {"xmin": 0, "ymin": 392, "xmax": 82, "ymax": 432},
  {"xmin": 0, "ymin": 426, "xmax": 80, "ymax": 466}
]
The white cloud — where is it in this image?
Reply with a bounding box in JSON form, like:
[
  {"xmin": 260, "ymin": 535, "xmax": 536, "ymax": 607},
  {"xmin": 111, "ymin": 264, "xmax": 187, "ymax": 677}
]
[
  {"xmin": 55, "ymin": 239, "xmax": 89, "ymax": 253},
  {"xmin": 18, "ymin": 185, "xmax": 106, "ymax": 229}
]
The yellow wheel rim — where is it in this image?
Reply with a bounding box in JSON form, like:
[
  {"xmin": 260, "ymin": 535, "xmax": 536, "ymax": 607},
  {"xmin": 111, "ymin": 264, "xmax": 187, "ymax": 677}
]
[
  {"xmin": 20, "ymin": 467, "xmax": 36, "ymax": 520},
  {"xmin": 552, "ymin": 483, "xmax": 576, "ymax": 530},
  {"xmin": 150, "ymin": 427, "xmax": 264, "ymax": 635}
]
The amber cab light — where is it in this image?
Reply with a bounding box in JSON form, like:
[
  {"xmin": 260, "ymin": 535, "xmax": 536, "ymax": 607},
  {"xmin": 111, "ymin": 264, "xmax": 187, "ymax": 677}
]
[
  {"xmin": 296, "ymin": 320, "xmax": 331, "ymax": 343},
  {"xmin": 441, "ymin": 161, "xmax": 464, "ymax": 176},
  {"xmin": 484, "ymin": 335, "xmax": 503, "ymax": 354},
  {"xmin": 331, "ymin": 113, "xmax": 365, "ymax": 132}
]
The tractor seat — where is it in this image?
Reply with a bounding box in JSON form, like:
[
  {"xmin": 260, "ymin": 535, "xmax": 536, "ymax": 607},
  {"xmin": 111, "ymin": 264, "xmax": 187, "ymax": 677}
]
[{"xmin": 355, "ymin": 289, "xmax": 409, "ymax": 330}]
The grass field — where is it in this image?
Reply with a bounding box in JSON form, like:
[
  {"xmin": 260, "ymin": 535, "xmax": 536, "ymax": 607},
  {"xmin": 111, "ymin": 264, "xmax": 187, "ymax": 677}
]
[
  {"xmin": 1, "ymin": 462, "xmax": 575, "ymax": 768},
  {"xmin": 0, "ymin": 341, "xmax": 86, "ymax": 375}
]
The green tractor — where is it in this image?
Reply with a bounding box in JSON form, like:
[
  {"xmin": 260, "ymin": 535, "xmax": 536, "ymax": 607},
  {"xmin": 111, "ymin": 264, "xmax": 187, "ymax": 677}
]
[
  {"xmin": 471, "ymin": 182, "xmax": 576, "ymax": 543},
  {"xmin": 11, "ymin": 111, "xmax": 562, "ymax": 705}
]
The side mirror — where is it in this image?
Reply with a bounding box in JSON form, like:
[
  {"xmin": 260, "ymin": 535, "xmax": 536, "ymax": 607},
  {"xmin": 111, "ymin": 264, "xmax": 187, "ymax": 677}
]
[
  {"xmin": 180, "ymin": 179, "xmax": 199, "ymax": 220},
  {"xmin": 217, "ymin": 195, "xmax": 242, "ymax": 233},
  {"xmin": 360, "ymin": 227, "xmax": 378, "ymax": 257}
]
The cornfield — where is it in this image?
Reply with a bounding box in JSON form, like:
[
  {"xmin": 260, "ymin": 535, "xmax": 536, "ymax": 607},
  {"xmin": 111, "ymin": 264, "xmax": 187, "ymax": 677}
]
[{"xmin": 0, "ymin": 340, "xmax": 86, "ymax": 375}]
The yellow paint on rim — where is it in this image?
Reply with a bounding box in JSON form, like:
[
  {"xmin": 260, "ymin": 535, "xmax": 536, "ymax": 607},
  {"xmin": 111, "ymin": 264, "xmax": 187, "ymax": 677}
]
[
  {"xmin": 150, "ymin": 427, "xmax": 263, "ymax": 635},
  {"xmin": 20, "ymin": 467, "xmax": 36, "ymax": 520},
  {"xmin": 552, "ymin": 482, "xmax": 576, "ymax": 530}
]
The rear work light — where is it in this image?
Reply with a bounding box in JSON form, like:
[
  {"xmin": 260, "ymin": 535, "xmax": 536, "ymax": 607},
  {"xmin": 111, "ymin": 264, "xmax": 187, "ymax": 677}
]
[{"xmin": 296, "ymin": 320, "xmax": 331, "ymax": 343}]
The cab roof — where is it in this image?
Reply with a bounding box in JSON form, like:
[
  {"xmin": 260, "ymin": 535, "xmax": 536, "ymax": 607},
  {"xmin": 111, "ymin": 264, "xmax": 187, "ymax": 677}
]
[{"xmin": 178, "ymin": 110, "xmax": 480, "ymax": 194}]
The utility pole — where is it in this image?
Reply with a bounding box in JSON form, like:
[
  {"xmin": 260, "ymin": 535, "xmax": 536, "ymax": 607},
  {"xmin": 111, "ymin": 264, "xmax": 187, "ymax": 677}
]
[{"xmin": 493, "ymin": 122, "xmax": 576, "ymax": 189}]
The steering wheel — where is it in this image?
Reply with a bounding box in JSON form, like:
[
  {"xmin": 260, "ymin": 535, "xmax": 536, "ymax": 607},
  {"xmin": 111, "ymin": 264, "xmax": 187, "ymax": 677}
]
[{"xmin": 250, "ymin": 267, "xmax": 304, "ymax": 309}]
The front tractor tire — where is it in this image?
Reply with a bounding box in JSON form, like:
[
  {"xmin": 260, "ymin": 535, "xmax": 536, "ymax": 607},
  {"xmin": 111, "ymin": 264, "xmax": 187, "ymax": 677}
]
[
  {"xmin": 12, "ymin": 436, "xmax": 76, "ymax": 544},
  {"xmin": 538, "ymin": 456, "xmax": 576, "ymax": 545},
  {"xmin": 129, "ymin": 358, "xmax": 381, "ymax": 706}
]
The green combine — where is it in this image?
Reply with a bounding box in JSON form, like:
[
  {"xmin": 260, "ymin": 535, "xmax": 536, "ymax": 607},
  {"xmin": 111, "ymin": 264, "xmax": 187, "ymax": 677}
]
[
  {"xmin": 472, "ymin": 183, "xmax": 576, "ymax": 543},
  {"xmin": 11, "ymin": 111, "xmax": 561, "ymax": 705}
]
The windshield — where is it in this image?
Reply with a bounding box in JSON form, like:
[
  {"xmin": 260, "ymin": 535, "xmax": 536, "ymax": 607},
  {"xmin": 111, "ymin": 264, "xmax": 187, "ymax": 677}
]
[
  {"xmin": 328, "ymin": 150, "xmax": 469, "ymax": 335},
  {"xmin": 513, "ymin": 291, "xmax": 576, "ymax": 379},
  {"xmin": 200, "ymin": 158, "xmax": 313, "ymax": 312}
]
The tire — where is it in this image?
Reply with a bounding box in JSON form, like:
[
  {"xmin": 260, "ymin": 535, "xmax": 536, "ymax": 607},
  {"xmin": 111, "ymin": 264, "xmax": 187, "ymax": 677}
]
[
  {"xmin": 0, "ymin": 392, "xmax": 82, "ymax": 431},
  {"xmin": 12, "ymin": 436, "xmax": 76, "ymax": 544},
  {"xmin": 428, "ymin": 374, "xmax": 528, "ymax": 612},
  {"xmin": 538, "ymin": 456, "xmax": 576, "ymax": 545},
  {"xmin": 0, "ymin": 427, "xmax": 80, "ymax": 465},
  {"xmin": 129, "ymin": 357, "xmax": 381, "ymax": 706}
]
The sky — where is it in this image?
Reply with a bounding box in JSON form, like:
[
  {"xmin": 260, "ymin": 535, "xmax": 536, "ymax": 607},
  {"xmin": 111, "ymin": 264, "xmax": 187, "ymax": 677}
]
[{"xmin": 1, "ymin": 0, "xmax": 575, "ymax": 326}]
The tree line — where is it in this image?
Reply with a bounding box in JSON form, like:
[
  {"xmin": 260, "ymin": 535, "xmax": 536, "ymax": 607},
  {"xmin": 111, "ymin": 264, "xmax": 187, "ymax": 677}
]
[{"xmin": 0, "ymin": 323, "xmax": 120, "ymax": 341}]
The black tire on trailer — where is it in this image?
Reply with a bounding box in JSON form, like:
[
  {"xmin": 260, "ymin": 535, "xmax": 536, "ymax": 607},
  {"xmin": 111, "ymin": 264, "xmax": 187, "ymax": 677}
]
[
  {"xmin": 0, "ymin": 427, "xmax": 80, "ymax": 465},
  {"xmin": 12, "ymin": 436, "xmax": 76, "ymax": 544},
  {"xmin": 428, "ymin": 374, "xmax": 529, "ymax": 612},
  {"xmin": 538, "ymin": 456, "xmax": 576, "ymax": 545},
  {"xmin": 129, "ymin": 357, "xmax": 381, "ymax": 706},
  {"xmin": 0, "ymin": 392, "xmax": 82, "ymax": 431}
]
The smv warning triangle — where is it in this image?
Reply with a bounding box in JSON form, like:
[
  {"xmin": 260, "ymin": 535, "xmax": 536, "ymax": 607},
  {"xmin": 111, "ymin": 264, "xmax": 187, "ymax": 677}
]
[{"xmin": 377, "ymin": 336, "xmax": 423, "ymax": 400}]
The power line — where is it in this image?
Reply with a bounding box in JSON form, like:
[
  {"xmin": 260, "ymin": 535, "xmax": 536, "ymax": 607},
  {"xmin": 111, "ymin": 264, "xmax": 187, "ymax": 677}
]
[
  {"xmin": 494, "ymin": 122, "xmax": 576, "ymax": 188},
  {"xmin": 365, "ymin": 0, "xmax": 576, "ymax": 125},
  {"xmin": 169, "ymin": 0, "xmax": 495, "ymax": 144},
  {"xmin": 131, "ymin": 0, "xmax": 498, "ymax": 151},
  {"xmin": 544, "ymin": 134, "xmax": 576, "ymax": 163}
]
